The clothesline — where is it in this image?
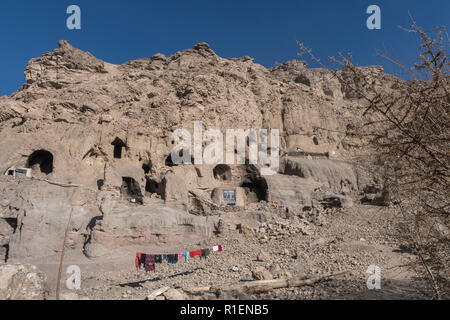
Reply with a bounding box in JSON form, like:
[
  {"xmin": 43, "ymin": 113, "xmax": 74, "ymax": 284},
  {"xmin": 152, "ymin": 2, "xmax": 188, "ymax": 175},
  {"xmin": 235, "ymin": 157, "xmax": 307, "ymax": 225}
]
[{"xmin": 136, "ymin": 245, "xmax": 223, "ymax": 272}]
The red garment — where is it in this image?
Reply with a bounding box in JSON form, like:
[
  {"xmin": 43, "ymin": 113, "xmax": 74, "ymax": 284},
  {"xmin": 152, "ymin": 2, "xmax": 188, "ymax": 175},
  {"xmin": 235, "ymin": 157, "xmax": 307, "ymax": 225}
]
[
  {"xmin": 190, "ymin": 250, "xmax": 202, "ymax": 258},
  {"xmin": 218, "ymin": 245, "xmax": 222, "ymax": 252},
  {"xmin": 135, "ymin": 252, "xmax": 141, "ymax": 268}
]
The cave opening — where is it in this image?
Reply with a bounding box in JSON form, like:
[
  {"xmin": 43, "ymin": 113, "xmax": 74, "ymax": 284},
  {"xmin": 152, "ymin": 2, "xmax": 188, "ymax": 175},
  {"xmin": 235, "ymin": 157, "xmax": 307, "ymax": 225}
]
[
  {"xmin": 145, "ymin": 177, "xmax": 158, "ymax": 192},
  {"xmin": 213, "ymin": 164, "xmax": 232, "ymax": 181},
  {"xmin": 121, "ymin": 177, "xmax": 143, "ymax": 204},
  {"xmin": 241, "ymin": 176, "xmax": 268, "ymax": 203},
  {"xmin": 142, "ymin": 162, "xmax": 151, "ymax": 174},
  {"xmin": 27, "ymin": 150, "xmax": 54, "ymax": 174},
  {"xmin": 165, "ymin": 149, "xmax": 193, "ymax": 166},
  {"xmin": 3, "ymin": 244, "xmax": 9, "ymax": 263},
  {"xmin": 111, "ymin": 138, "xmax": 127, "ymax": 159},
  {"xmin": 97, "ymin": 179, "xmax": 104, "ymax": 190},
  {"xmin": 313, "ymin": 136, "xmax": 319, "ymax": 145},
  {"xmin": 165, "ymin": 155, "xmax": 175, "ymax": 167}
]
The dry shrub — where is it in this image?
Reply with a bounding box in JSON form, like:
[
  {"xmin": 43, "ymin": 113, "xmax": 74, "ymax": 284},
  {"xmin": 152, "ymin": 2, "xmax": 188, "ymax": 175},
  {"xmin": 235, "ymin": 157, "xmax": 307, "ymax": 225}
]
[{"xmin": 298, "ymin": 17, "xmax": 449, "ymax": 299}]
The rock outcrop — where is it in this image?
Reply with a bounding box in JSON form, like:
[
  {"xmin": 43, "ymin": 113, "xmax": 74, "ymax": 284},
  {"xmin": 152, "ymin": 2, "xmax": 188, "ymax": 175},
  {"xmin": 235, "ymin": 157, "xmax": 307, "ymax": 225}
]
[
  {"xmin": 0, "ymin": 41, "xmax": 395, "ymax": 262},
  {"xmin": 0, "ymin": 264, "xmax": 48, "ymax": 300}
]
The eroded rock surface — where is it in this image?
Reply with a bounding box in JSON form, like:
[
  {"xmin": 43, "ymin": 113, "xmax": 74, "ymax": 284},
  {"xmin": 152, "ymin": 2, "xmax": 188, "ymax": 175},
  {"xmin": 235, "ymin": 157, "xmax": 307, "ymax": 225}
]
[
  {"xmin": 0, "ymin": 41, "xmax": 392, "ymax": 263},
  {"xmin": 0, "ymin": 264, "xmax": 48, "ymax": 300}
]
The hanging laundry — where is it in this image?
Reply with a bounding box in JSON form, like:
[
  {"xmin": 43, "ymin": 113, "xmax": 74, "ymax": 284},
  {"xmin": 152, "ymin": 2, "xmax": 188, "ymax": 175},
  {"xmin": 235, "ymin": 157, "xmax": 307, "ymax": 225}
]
[
  {"xmin": 135, "ymin": 252, "xmax": 141, "ymax": 269},
  {"xmin": 190, "ymin": 250, "xmax": 202, "ymax": 259},
  {"xmin": 167, "ymin": 254, "xmax": 178, "ymax": 264},
  {"xmin": 137, "ymin": 253, "xmax": 147, "ymax": 269},
  {"xmin": 136, "ymin": 245, "xmax": 223, "ymax": 270},
  {"xmin": 182, "ymin": 252, "xmax": 189, "ymax": 262},
  {"xmin": 203, "ymin": 249, "xmax": 210, "ymax": 259},
  {"xmin": 144, "ymin": 254, "xmax": 155, "ymax": 272},
  {"xmin": 201, "ymin": 249, "xmax": 211, "ymax": 259}
]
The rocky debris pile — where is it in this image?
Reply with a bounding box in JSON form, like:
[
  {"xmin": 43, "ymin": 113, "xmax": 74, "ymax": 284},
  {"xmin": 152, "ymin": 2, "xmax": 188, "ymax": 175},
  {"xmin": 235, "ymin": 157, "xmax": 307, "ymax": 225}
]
[
  {"xmin": 0, "ymin": 264, "xmax": 48, "ymax": 300},
  {"xmin": 239, "ymin": 216, "xmax": 314, "ymax": 244},
  {"xmin": 232, "ymin": 202, "xmax": 349, "ymax": 244},
  {"xmin": 58, "ymin": 203, "xmax": 425, "ymax": 301}
]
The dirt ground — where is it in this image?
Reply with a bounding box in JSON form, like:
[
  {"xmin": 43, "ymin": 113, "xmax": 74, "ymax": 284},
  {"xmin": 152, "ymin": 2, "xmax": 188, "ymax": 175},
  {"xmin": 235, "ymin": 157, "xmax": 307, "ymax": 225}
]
[{"xmin": 18, "ymin": 202, "xmax": 428, "ymax": 300}]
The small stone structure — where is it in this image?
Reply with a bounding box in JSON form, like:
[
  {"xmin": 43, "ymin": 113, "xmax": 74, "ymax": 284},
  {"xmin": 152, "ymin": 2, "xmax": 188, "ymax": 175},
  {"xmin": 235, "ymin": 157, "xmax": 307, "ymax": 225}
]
[{"xmin": 4, "ymin": 167, "xmax": 32, "ymax": 178}]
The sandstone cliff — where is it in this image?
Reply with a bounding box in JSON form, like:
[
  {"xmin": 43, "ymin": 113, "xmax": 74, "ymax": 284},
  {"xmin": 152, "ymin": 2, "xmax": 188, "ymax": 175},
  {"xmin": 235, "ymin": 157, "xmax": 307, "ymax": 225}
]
[{"xmin": 0, "ymin": 41, "xmax": 394, "ymax": 262}]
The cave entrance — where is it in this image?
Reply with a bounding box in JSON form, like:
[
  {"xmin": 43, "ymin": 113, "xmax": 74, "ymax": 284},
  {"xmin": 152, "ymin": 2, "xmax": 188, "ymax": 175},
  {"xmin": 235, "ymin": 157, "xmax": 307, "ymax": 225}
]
[
  {"xmin": 145, "ymin": 176, "xmax": 163, "ymax": 197},
  {"xmin": 165, "ymin": 155, "xmax": 175, "ymax": 167},
  {"xmin": 121, "ymin": 177, "xmax": 143, "ymax": 204},
  {"xmin": 213, "ymin": 164, "xmax": 232, "ymax": 181},
  {"xmin": 111, "ymin": 138, "xmax": 127, "ymax": 159},
  {"xmin": 27, "ymin": 150, "xmax": 54, "ymax": 175},
  {"xmin": 241, "ymin": 176, "xmax": 268, "ymax": 203},
  {"xmin": 142, "ymin": 162, "xmax": 152, "ymax": 174},
  {"xmin": 165, "ymin": 149, "xmax": 193, "ymax": 167}
]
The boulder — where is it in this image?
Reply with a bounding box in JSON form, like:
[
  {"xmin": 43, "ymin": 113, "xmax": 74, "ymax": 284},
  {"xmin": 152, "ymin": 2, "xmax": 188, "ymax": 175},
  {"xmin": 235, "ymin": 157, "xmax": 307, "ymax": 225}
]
[
  {"xmin": 163, "ymin": 288, "xmax": 187, "ymax": 300},
  {"xmin": 84, "ymin": 207, "xmax": 218, "ymax": 253},
  {"xmin": 251, "ymin": 266, "xmax": 273, "ymax": 280},
  {"xmin": 0, "ymin": 264, "xmax": 47, "ymax": 300},
  {"xmin": 257, "ymin": 251, "xmax": 271, "ymax": 262},
  {"xmin": 284, "ymin": 158, "xmax": 358, "ymax": 194}
]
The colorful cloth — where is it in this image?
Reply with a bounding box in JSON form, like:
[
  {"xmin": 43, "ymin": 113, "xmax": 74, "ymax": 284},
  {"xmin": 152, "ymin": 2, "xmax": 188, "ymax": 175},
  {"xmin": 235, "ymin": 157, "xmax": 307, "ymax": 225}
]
[
  {"xmin": 144, "ymin": 254, "xmax": 155, "ymax": 272},
  {"xmin": 135, "ymin": 252, "xmax": 141, "ymax": 268},
  {"xmin": 200, "ymin": 249, "xmax": 211, "ymax": 259},
  {"xmin": 167, "ymin": 254, "xmax": 178, "ymax": 264},
  {"xmin": 190, "ymin": 250, "xmax": 202, "ymax": 258},
  {"xmin": 140, "ymin": 253, "xmax": 147, "ymax": 269},
  {"xmin": 182, "ymin": 252, "xmax": 189, "ymax": 262},
  {"xmin": 137, "ymin": 245, "xmax": 222, "ymax": 269}
]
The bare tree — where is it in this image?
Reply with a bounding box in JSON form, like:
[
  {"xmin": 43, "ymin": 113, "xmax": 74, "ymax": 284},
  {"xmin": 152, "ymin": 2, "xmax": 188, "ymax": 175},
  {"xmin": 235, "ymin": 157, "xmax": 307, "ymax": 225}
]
[{"xmin": 298, "ymin": 17, "xmax": 449, "ymax": 299}]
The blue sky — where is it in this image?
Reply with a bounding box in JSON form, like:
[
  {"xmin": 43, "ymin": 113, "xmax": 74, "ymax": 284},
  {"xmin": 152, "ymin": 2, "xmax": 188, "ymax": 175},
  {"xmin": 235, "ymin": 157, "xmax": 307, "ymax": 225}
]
[{"xmin": 0, "ymin": 0, "xmax": 448, "ymax": 95}]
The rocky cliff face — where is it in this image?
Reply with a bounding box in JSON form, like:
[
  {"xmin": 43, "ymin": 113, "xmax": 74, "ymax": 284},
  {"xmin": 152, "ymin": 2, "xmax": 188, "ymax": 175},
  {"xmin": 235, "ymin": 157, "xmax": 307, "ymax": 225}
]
[{"xmin": 0, "ymin": 41, "xmax": 394, "ymax": 262}]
